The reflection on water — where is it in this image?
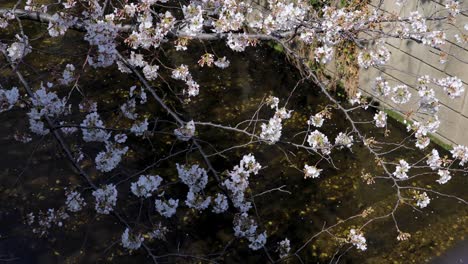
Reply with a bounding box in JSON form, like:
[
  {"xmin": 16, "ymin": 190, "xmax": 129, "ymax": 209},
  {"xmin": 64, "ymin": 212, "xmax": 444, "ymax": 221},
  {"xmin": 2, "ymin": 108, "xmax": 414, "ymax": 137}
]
[{"xmin": 0, "ymin": 9, "xmax": 467, "ymax": 264}]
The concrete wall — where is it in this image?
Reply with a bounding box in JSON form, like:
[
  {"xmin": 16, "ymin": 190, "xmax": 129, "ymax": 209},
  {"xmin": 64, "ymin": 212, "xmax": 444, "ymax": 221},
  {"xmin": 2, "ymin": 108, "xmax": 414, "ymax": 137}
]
[
  {"xmin": 358, "ymin": 0, "xmax": 468, "ymax": 146},
  {"xmin": 249, "ymin": 0, "xmax": 468, "ymax": 146}
]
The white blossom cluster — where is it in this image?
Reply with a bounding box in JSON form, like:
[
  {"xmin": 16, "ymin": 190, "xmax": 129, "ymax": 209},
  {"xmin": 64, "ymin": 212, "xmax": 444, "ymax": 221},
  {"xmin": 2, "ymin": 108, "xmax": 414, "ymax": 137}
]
[
  {"xmin": 176, "ymin": 163, "xmax": 211, "ymax": 210},
  {"xmin": 59, "ymin": 64, "xmax": 76, "ymax": 85},
  {"xmin": 436, "ymin": 76, "xmax": 464, "ymax": 99},
  {"xmin": 414, "ymin": 191, "xmax": 430, "ymax": 208},
  {"xmin": 171, "ymin": 64, "xmax": 200, "ymax": 97},
  {"xmin": 92, "ymin": 184, "xmax": 118, "ymax": 214},
  {"xmin": 130, "ymin": 118, "xmax": 149, "ymax": 136},
  {"xmin": 451, "ymin": 145, "xmax": 468, "ymax": 166},
  {"xmin": 223, "ymin": 154, "xmax": 261, "ymax": 213},
  {"xmin": 357, "ymin": 44, "xmax": 390, "ymax": 69},
  {"xmin": 27, "ymin": 208, "xmax": 69, "ymax": 237},
  {"xmin": 155, "ymin": 198, "xmax": 179, "ymax": 218},
  {"xmin": 212, "ymin": 193, "xmax": 229, "ymax": 214},
  {"xmin": 393, "ymin": 159, "xmax": 410, "ymax": 180},
  {"xmin": 233, "ymin": 213, "xmax": 267, "ymax": 251},
  {"xmin": 307, "ymin": 130, "xmax": 331, "ymax": 155},
  {"xmin": 95, "ymin": 143, "xmax": 129, "ymax": 172},
  {"xmin": 81, "ymin": 112, "xmax": 111, "ymax": 142},
  {"xmin": 374, "ymin": 111, "xmax": 387, "ymax": 128},
  {"xmin": 28, "ymin": 83, "xmax": 67, "ymax": 135},
  {"xmin": 260, "ymin": 98, "xmax": 292, "ymax": 144},
  {"xmin": 348, "ymin": 229, "xmax": 367, "ymax": 251},
  {"xmin": 65, "ymin": 191, "xmax": 86, "ymax": 212},
  {"xmin": 277, "ymin": 238, "xmax": 291, "ymax": 258},
  {"xmin": 7, "ymin": 34, "xmax": 32, "ymax": 61},
  {"xmin": 121, "ymin": 228, "xmax": 144, "ymax": 250},
  {"xmin": 131, "ymin": 175, "xmax": 163, "ymax": 198},
  {"xmin": 48, "ymin": 13, "xmax": 76, "ymax": 37},
  {"xmin": 125, "ymin": 11, "xmax": 174, "ymax": 49},
  {"xmin": 307, "ymin": 112, "xmax": 325, "ymax": 127},
  {"xmin": 174, "ymin": 120, "xmax": 196, "ymax": 141},
  {"xmin": 334, "ymin": 132, "xmax": 354, "ymax": 149},
  {"xmin": 0, "ymin": 86, "xmax": 19, "ymax": 113},
  {"xmin": 303, "ymin": 164, "xmax": 322, "ymax": 179},
  {"xmin": 373, "ymin": 77, "xmax": 391, "ymax": 97},
  {"xmin": 84, "ymin": 19, "xmax": 119, "ymax": 68}
]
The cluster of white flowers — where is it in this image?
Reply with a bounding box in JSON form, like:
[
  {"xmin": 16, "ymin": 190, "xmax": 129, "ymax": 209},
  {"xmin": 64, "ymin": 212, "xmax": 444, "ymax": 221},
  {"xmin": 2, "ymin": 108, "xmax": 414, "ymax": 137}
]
[
  {"xmin": 223, "ymin": 154, "xmax": 261, "ymax": 213},
  {"xmin": 373, "ymin": 76, "xmax": 391, "ymax": 97},
  {"xmin": 155, "ymin": 198, "xmax": 179, "ymax": 218},
  {"xmin": 171, "ymin": 64, "xmax": 200, "ymax": 97},
  {"xmin": 418, "ymin": 84, "xmax": 439, "ymax": 114},
  {"xmin": 393, "ymin": 159, "xmax": 410, "ymax": 180},
  {"xmin": 0, "ymin": 86, "xmax": 19, "ymax": 113},
  {"xmin": 121, "ymin": 228, "xmax": 144, "ymax": 250},
  {"xmin": 357, "ymin": 45, "xmax": 390, "ymax": 69},
  {"xmin": 182, "ymin": 4, "xmax": 204, "ymax": 35},
  {"xmin": 422, "ymin": 31, "xmax": 446, "ymax": 48},
  {"xmin": 0, "ymin": 11, "xmax": 14, "ymax": 29},
  {"xmin": 59, "ymin": 64, "xmax": 76, "ymax": 85},
  {"xmin": 349, "ymin": 92, "xmax": 368, "ymax": 108},
  {"xmin": 174, "ymin": 120, "xmax": 196, "ymax": 141},
  {"xmin": 84, "ymin": 19, "xmax": 119, "ymax": 68},
  {"xmin": 81, "ymin": 112, "xmax": 111, "ymax": 142},
  {"xmin": 65, "ymin": 191, "xmax": 86, "ymax": 212},
  {"xmin": 391, "ymin": 85, "xmax": 412, "ymax": 104},
  {"xmin": 147, "ymin": 223, "xmax": 169, "ymax": 241},
  {"xmin": 125, "ymin": 11, "xmax": 174, "ymax": 49},
  {"xmin": 177, "ymin": 163, "xmax": 208, "ymax": 193},
  {"xmin": 262, "ymin": 0, "xmax": 307, "ymax": 33},
  {"xmin": 427, "ymin": 149, "xmax": 442, "ymax": 170},
  {"xmin": 27, "ymin": 208, "xmax": 69, "ymax": 237},
  {"xmin": 303, "ymin": 164, "xmax": 322, "ymax": 179},
  {"xmin": 92, "ymin": 184, "xmax": 118, "ymax": 214},
  {"xmin": 260, "ymin": 99, "xmax": 292, "ymax": 144},
  {"xmin": 408, "ymin": 11, "xmax": 427, "ymax": 34},
  {"xmin": 307, "ymin": 112, "xmax": 325, "ymax": 127},
  {"xmin": 307, "ymin": 130, "xmax": 331, "ymax": 155},
  {"xmin": 407, "ymin": 117, "xmax": 440, "ymax": 140},
  {"xmin": 95, "ymin": 143, "xmax": 128, "ymax": 172},
  {"xmin": 348, "ymin": 229, "xmax": 367, "ymax": 251},
  {"xmin": 7, "ymin": 34, "xmax": 32, "ymax": 61},
  {"xmin": 226, "ymin": 33, "xmax": 251, "ymax": 52},
  {"xmin": 451, "ymin": 145, "xmax": 468, "ymax": 166},
  {"xmin": 436, "ymin": 169, "xmax": 451, "ymax": 184},
  {"xmin": 176, "ymin": 163, "xmax": 212, "ymax": 211},
  {"xmin": 131, "ymin": 175, "xmax": 163, "ymax": 198},
  {"xmin": 121, "ymin": 99, "xmax": 138, "ymax": 120},
  {"xmin": 48, "ymin": 13, "xmax": 76, "ymax": 37},
  {"xmin": 445, "ymin": 0, "xmax": 460, "ymax": 16},
  {"xmin": 414, "ymin": 191, "xmax": 430, "ymax": 208},
  {"xmin": 130, "ymin": 118, "xmax": 148, "ymax": 136},
  {"xmin": 374, "ymin": 111, "xmax": 387, "ymax": 128},
  {"xmin": 436, "ymin": 76, "xmax": 464, "ymax": 99},
  {"xmin": 233, "ymin": 213, "xmax": 267, "ymax": 251},
  {"xmin": 214, "ymin": 57, "xmax": 230, "ymax": 69},
  {"xmin": 28, "ymin": 83, "xmax": 68, "ymax": 135},
  {"xmin": 335, "ymin": 132, "xmax": 354, "ymax": 149},
  {"xmin": 212, "ymin": 193, "xmax": 229, "ymax": 214},
  {"xmin": 185, "ymin": 190, "xmax": 212, "ymax": 211},
  {"xmin": 142, "ymin": 64, "xmax": 159, "ymax": 81},
  {"xmin": 314, "ymin": 45, "xmax": 334, "ymax": 64},
  {"xmin": 277, "ymin": 238, "xmax": 291, "ymax": 258}
]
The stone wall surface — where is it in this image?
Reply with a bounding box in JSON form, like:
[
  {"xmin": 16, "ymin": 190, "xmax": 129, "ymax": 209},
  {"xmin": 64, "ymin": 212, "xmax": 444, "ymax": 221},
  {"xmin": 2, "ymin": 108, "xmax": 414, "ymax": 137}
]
[
  {"xmin": 327, "ymin": 0, "xmax": 468, "ymax": 146},
  {"xmin": 249, "ymin": 0, "xmax": 468, "ymax": 146}
]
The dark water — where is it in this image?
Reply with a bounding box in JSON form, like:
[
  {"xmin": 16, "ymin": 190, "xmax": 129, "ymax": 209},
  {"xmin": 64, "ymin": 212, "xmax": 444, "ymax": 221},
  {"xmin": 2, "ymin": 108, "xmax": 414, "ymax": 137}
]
[{"xmin": 0, "ymin": 3, "xmax": 467, "ymax": 264}]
